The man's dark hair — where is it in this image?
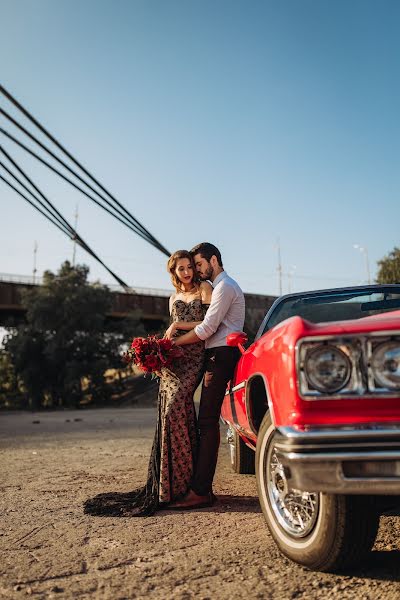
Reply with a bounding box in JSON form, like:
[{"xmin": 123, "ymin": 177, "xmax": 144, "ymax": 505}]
[{"xmin": 190, "ymin": 242, "xmax": 223, "ymax": 267}]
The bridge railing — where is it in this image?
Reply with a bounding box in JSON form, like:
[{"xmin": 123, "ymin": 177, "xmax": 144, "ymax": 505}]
[{"xmin": 0, "ymin": 273, "xmax": 172, "ymax": 297}]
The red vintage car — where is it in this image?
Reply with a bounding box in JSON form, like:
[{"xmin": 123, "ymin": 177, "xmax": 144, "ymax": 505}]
[{"xmin": 221, "ymin": 284, "xmax": 400, "ymax": 572}]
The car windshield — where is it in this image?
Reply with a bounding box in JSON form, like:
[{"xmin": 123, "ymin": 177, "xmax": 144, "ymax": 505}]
[{"xmin": 260, "ymin": 287, "xmax": 400, "ymax": 335}]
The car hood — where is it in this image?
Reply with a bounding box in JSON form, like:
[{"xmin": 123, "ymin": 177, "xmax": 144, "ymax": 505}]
[{"xmin": 296, "ymin": 308, "xmax": 400, "ymax": 337}]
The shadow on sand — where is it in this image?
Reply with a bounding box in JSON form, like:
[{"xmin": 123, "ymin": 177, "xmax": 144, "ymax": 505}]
[
  {"xmin": 346, "ymin": 550, "xmax": 400, "ymax": 582},
  {"xmin": 83, "ymin": 492, "xmax": 261, "ymax": 517},
  {"xmin": 84, "ymin": 493, "xmax": 400, "ymax": 581}
]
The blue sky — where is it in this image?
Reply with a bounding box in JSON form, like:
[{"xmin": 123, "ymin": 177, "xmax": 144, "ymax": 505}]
[{"xmin": 1, "ymin": 0, "xmax": 399, "ymax": 295}]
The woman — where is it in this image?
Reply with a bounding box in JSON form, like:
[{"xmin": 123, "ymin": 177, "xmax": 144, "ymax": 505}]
[{"xmin": 84, "ymin": 250, "xmax": 212, "ymax": 517}]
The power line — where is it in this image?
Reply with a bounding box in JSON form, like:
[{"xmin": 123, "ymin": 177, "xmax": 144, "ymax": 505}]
[
  {"xmin": 0, "ymin": 85, "xmax": 170, "ymax": 256},
  {"xmin": 288, "ymin": 273, "xmax": 358, "ymax": 282}
]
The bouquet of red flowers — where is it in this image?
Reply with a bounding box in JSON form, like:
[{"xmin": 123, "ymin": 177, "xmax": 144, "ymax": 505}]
[{"xmin": 123, "ymin": 334, "xmax": 184, "ymax": 376}]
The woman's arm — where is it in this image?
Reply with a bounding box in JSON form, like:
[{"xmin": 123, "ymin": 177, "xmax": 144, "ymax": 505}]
[
  {"xmin": 165, "ymin": 283, "xmax": 211, "ymax": 339},
  {"xmin": 164, "ymin": 319, "xmax": 203, "ymax": 339}
]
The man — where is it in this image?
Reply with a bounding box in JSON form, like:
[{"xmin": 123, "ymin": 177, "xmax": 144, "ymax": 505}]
[{"xmin": 169, "ymin": 242, "xmax": 245, "ymax": 509}]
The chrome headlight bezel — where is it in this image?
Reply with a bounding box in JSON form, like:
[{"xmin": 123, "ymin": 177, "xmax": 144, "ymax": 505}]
[
  {"xmin": 370, "ymin": 340, "xmax": 400, "ymax": 391},
  {"xmin": 303, "ymin": 344, "xmax": 352, "ymax": 394},
  {"xmin": 297, "ymin": 332, "xmax": 400, "ymax": 400}
]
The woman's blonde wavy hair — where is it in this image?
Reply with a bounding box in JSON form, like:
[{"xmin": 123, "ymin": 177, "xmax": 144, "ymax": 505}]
[{"xmin": 167, "ymin": 250, "xmax": 200, "ymax": 292}]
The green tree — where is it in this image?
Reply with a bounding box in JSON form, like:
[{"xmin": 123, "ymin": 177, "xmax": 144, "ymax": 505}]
[
  {"xmin": 5, "ymin": 261, "xmax": 144, "ymax": 409},
  {"xmin": 376, "ymin": 247, "xmax": 400, "ymax": 284},
  {"xmin": 0, "ymin": 347, "xmax": 26, "ymax": 409}
]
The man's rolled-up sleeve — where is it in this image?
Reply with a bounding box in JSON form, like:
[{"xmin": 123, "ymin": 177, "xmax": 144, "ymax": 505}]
[{"xmin": 194, "ymin": 283, "xmax": 233, "ymax": 340}]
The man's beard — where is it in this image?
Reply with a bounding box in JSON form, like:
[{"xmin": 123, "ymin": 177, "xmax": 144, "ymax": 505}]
[{"xmin": 199, "ymin": 263, "xmax": 214, "ymax": 281}]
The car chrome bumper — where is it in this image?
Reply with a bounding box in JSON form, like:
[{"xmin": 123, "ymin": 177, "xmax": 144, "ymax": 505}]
[{"xmin": 274, "ymin": 424, "xmax": 400, "ymax": 495}]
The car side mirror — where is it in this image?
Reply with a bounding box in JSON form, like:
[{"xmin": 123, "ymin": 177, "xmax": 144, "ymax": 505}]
[{"xmin": 226, "ymin": 331, "xmax": 248, "ymax": 354}]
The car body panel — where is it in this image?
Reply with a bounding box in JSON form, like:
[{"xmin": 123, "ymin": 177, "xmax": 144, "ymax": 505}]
[
  {"xmin": 222, "ymin": 286, "xmax": 400, "ymax": 495},
  {"xmin": 222, "ymin": 309, "xmax": 400, "ymax": 433}
]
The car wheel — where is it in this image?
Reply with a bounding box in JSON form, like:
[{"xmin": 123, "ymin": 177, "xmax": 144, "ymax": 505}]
[
  {"xmin": 227, "ymin": 425, "xmax": 255, "ymax": 474},
  {"xmin": 255, "ymin": 413, "xmax": 380, "ymax": 572}
]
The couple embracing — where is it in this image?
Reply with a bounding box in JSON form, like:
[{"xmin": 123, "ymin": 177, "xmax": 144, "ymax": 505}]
[{"xmin": 85, "ymin": 242, "xmax": 245, "ymax": 517}]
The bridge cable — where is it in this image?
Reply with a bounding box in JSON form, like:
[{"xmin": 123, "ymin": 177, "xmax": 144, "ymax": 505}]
[
  {"xmin": 0, "ymin": 85, "xmax": 170, "ymax": 256},
  {"xmin": 0, "ymin": 127, "xmax": 158, "ymax": 247},
  {"xmin": 0, "ymin": 147, "xmax": 130, "ymax": 289},
  {"xmin": 0, "ymin": 160, "xmax": 73, "ymax": 236},
  {"xmin": 0, "ymin": 145, "xmax": 78, "ymax": 236},
  {"xmin": 0, "ymin": 108, "xmax": 166, "ymax": 254},
  {"xmin": 0, "ymin": 174, "xmax": 73, "ymax": 238},
  {"xmin": 0, "ymin": 91, "xmax": 163, "ymax": 249}
]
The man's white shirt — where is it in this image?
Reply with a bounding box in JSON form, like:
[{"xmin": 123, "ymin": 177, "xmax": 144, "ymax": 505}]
[{"xmin": 194, "ymin": 271, "xmax": 245, "ymax": 349}]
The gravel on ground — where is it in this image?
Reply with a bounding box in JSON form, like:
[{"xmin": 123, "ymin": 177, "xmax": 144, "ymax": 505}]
[{"xmin": 1, "ymin": 408, "xmax": 399, "ymax": 599}]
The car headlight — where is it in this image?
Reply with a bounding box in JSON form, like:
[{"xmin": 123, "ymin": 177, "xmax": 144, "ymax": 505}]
[
  {"xmin": 304, "ymin": 345, "xmax": 352, "ymax": 393},
  {"xmin": 371, "ymin": 342, "xmax": 400, "ymax": 390}
]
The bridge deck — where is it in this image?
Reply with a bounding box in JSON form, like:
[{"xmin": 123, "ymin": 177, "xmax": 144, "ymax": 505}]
[{"xmin": 0, "ymin": 281, "xmax": 276, "ymax": 334}]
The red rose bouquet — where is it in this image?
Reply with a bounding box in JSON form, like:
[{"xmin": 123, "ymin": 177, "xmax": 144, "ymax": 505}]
[{"xmin": 123, "ymin": 334, "xmax": 184, "ymax": 376}]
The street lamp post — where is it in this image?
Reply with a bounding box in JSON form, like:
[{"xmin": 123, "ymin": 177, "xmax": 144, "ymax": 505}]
[
  {"xmin": 72, "ymin": 204, "xmax": 79, "ymax": 267},
  {"xmin": 33, "ymin": 240, "xmax": 38, "ymax": 284},
  {"xmin": 276, "ymin": 238, "xmax": 283, "ymax": 295},
  {"xmin": 353, "ymin": 244, "xmax": 371, "ymax": 284},
  {"xmin": 287, "ymin": 265, "xmax": 297, "ymax": 293}
]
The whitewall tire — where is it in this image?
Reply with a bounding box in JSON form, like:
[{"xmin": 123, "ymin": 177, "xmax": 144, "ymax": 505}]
[{"xmin": 255, "ymin": 413, "xmax": 379, "ymax": 571}]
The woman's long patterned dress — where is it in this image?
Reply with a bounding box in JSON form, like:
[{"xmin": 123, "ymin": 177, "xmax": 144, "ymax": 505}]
[{"xmin": 84, "ymin": 298, "xmax": 207, "ymax": 517}]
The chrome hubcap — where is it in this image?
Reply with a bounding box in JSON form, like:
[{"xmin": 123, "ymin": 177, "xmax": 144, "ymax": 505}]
[{"xmin": 266, "ymin": 444, "xmax": 319, "ymax": 537}]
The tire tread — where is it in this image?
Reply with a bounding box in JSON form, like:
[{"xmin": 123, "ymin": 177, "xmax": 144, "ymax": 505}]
[{"xmin": 315, "ymin": 495, "xmax": 379, "ymax": 572}]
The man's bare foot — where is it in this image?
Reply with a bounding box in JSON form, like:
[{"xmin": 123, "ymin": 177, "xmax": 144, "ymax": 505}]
[{"xmin": 169, "ymin": 489, "xmax": 215, "ymax": 510}]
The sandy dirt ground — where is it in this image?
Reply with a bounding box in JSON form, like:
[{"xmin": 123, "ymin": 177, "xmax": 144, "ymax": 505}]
[{"xmin": 1, "ymin": 407, "xmax": 400, "ymax": 600}]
